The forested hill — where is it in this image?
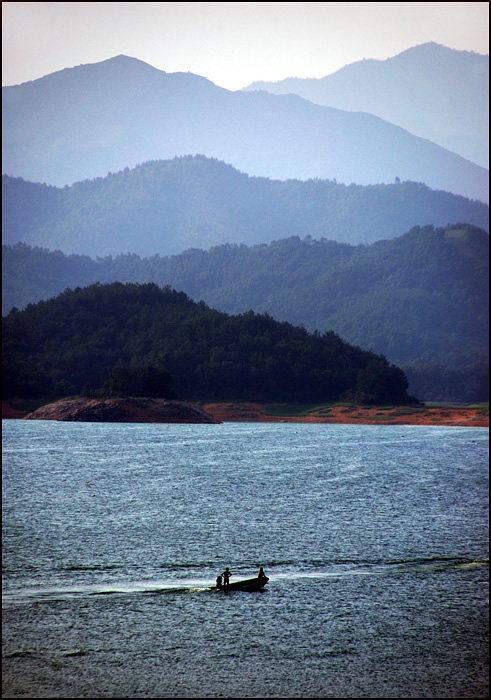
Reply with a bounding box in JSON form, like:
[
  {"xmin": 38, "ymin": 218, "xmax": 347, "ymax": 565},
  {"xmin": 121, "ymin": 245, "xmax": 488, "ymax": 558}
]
[
  {"xmin": 4, "ymin": 224, "xmax": 488, "ymax": 372},
  {"xmin": 2, "ymin": 157, "xmax": 489, "ymax": 258},
  {"xmin": 2, "ymin": 282, "xmax": 414, "ymax": 406}
]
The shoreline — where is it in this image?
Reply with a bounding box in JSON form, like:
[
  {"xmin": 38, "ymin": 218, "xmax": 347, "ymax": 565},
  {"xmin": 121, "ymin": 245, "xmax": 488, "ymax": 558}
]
[
  {"xmin": 2, "ymin": 399, "xmax": 488, "ymax": 427},
  {"xmin": 202, "ymin": 402, "xmax": 489, "ymax": 427}
]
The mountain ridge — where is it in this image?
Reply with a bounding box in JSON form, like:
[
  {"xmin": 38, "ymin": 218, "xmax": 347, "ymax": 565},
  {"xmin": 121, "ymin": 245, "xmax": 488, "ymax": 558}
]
[
  {"xmin": 244, "ymin": 42, "xmax": 489, "ymax": 169},
  {"xmin": 2, "ymin": 157, "xmax": 488, "ymax": 259}
]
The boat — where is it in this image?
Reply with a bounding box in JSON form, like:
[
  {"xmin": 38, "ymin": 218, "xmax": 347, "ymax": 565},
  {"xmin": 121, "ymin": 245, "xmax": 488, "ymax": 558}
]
[{"xmin": 210, "ymin": 575, "xmax": 269, "ymax": 592}]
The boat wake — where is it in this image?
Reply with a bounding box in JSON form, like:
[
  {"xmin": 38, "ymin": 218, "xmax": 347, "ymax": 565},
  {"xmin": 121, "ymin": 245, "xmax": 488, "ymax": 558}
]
[
  {"xmin": 3, "ymin": 558, "xmax": 487, "ymax": 606},
  {"xmin": 1, "ymin": 580, "xmax": 215, "ymax": 606},
  {"xmin": 271, "ymin": 556, "xmax": 489, "ymax": 581}
]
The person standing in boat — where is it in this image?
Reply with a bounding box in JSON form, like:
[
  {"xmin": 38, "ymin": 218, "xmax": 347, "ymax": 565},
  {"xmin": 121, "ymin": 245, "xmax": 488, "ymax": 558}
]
[
  {"xmin": 257, "ymin": 566, "xmax": 265, "ymax": 578},
  {"xmin": 222, "ymin": 567, "xmax": 232, "ymax": 589}
]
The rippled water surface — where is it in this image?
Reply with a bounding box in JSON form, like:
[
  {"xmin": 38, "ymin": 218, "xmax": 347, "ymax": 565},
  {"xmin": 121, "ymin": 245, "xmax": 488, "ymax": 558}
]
[{"xmin": 2, "ymin": 420, "xmax": 489, "ymax": 698}]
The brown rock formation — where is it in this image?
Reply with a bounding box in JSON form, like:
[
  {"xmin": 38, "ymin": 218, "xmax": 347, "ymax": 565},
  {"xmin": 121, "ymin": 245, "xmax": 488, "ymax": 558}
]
[{"xmin": 24, "ymin": 397, "xmax": 221, "ymax": 423}]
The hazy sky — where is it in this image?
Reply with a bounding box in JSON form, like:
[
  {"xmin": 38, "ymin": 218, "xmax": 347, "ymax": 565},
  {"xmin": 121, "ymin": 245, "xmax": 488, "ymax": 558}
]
[{"xmin": 2, "ymin": 2, "xmax": 489, "ymax": 90}]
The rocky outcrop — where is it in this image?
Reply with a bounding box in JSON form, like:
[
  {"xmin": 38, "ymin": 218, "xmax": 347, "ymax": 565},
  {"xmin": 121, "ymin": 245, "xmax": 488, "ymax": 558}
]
[{"xmin": 24, "ymin": 397, "xmax": 221, "ymax": 423}]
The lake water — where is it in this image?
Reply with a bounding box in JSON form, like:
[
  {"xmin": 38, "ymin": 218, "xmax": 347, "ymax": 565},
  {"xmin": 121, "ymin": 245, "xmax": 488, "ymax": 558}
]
[{"xmin": 2, "ymin": 420, "xmax": 489, "ymax": 698}]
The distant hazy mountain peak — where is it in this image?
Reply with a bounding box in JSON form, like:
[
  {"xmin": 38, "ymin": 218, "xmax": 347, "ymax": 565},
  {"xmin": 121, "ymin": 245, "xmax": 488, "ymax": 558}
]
[
  {"xmin": 393, "ymin": 40, "xmax": 487, "ymax": 59},
  {"xmin": 244, "ymin": 42, "xmax": 487, "ymax": 90},
  {"xmin": 11, "ymin": 54, "xmax": 225, "ymax": 93},
  {"xmin": 243, "ymin": 42, "xmax": 488, "ymax": 168},
  {"xmin": 87, "ymin": 54, "xmax": 166, "ymax": 74}
]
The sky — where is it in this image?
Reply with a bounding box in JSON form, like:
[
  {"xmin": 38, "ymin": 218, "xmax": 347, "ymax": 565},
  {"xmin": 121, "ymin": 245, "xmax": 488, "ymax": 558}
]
[{"xmin": 2, "ymin": 2, "xmax": 489, "ymax": 90}]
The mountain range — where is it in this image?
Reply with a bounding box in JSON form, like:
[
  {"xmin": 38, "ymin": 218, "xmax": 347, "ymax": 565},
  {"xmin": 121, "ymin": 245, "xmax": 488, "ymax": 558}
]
[
  {"xmin": 2, "ymin": 157, "xmax": 488, "ymax": 258},
  {"xmin": 245, "ymin": 42, "xmax": 489, "ymax": 169},
  {"xmin": 2, "ymin": 45, "xmax": 488, "ymax": 404},
  {"xmin": 2, "ymin": 50, "xmax": 488, "ymax": 202}
]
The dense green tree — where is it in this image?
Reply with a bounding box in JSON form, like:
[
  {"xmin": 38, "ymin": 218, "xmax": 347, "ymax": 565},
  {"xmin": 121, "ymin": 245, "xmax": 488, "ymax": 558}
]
[
  {"xmin": 2, "ymin": 358, "xmax": 54, "ymax": 399},
  {"xmin": 354, "ymin": 358, "xmax": 410, "ymax": 405},
  {"xmin": 100, "ymin": 365, "xmax": 176, "ymax": 398},
  {"xmin": 403, "ymin": 363, "xmax": 489, "ymax": 404}
]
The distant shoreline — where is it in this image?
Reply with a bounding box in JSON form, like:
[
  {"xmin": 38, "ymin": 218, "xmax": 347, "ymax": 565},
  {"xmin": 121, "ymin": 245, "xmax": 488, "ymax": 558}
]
[
  {"xmin": 202, "ymin": 402, "xmax": 489, "ymax": 428},
  {"xmin": 4, "ymin": 399, "xmax": 487, "ymax": 427}
]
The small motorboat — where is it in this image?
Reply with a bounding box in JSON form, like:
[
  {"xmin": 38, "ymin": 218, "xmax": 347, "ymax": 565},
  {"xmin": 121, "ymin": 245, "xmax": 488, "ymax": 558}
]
[{"xmin": 211, "ymin": 575, "xmax": 269, "ymax": 592}]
